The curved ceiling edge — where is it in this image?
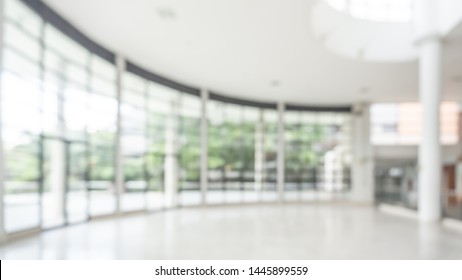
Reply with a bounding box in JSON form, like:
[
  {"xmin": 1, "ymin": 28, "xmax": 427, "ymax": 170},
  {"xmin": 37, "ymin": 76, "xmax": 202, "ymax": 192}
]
[
  {"xmin": 126, "ymin": 61, "xmax": 200, "ymax": 96},
  {"xmin": 20, "ymin": 0, "xmax": 115, "ymax": 63},
  {"xmin": 21, "ymin": 0, "xmax": 354, "ymax": 112}
]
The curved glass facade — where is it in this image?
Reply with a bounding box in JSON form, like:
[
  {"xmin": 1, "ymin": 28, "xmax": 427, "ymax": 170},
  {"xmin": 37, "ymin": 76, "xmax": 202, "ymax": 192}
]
[
  {"xmin": 207, "ymin": 100, "xmax": 261, "ymax": 204},
  {"xmin": 0, "ymin": 0, "xmax": 355, "ymax": 235}
]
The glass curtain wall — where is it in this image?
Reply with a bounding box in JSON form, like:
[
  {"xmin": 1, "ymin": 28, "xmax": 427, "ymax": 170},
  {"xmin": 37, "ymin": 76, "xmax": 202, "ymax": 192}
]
[
  {"xmin": 88, "ymin": 56, "xmax": 117, "ymax": 217},
  {"xmin": 207, "ymin": 99, "xmax": 226, "ymax": 204},
  {"xmin": 284, "ymin": 111, "xmax": 352, "ymax": 201},
  {"xmin": 120, "ymin": 73, "xmax": 177, "ymax": 212},
  {"xmin": 145, "ymin": 83, "xmax": 175, "ymax": 210},
  {"xmin": 42, "ymin": 23, "xmax": 90, "ymax": 227},
  {"xmin": 121, "ymin": 72, "xmax": 148, "ymax": 212},
  {"xmin": 177, "ymin": 94, "xmax": 201, "ymax": 206},
  {"xmin": 242, "ymin": 107, "xmax": 259, "ymax": 202},
  {"xmin": 1, "ymin": 0, "xmax": 118, "ymax": 232},
  {"xmin": 207, "ymin": 100, "xmax": 259, "ymax": 204},
  {"xmin": 261, "ymin": 109, "xmax": 278, "ymax": 202},
  {"xmin": 2, "ymin": 0, "xmax": 43, "ymax": 232}
]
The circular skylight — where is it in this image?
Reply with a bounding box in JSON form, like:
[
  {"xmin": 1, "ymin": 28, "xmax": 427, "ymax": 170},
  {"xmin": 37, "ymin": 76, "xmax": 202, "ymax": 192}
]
[{"xmin": 325, "ymin": 0, "xmax": 413, "ymax": 23}]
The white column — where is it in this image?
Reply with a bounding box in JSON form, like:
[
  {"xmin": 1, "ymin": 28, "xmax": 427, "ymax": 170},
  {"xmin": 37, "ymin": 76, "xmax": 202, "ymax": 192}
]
[
  {"xmin": 277, "ymin": 102, "xmax": 285, "ymax": 202},
  {"xmin": 115, "ymin": 55, "xmax": 125, "ymax": 214},
  {"xmin": 415, "ymin": 0, "xmax": 442, "ymax": 223},
  {"xmin": 49, "ymin": 138, "xmax": 65, "ymax": 222},
  {"xmin": 417, "ymin": 40, "xmax": 442, "ymax": 222},
  {"xmin": 0, "ymin": 0, "xmax": 6, "ymax": 242},
  {"xmin": 49, "ymin": 61, "xmax": 67, "ymax": 224},
  {"xmin": 351, "ymin": 103, "xmax": 374, "ymax": 204},
  {"xmin": 200, "ymin": 89, "xmax": 208, "ymax": 205},
  {"xmin": 164, "ymin": 96, "xmax": 178, "ymax": 208}
]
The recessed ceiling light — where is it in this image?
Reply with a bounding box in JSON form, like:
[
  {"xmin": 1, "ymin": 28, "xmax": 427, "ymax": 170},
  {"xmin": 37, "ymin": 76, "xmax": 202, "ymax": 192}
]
[
  {"xmin": 270, "ymin": 80, "xmax": 280, "ymax": 87},
  {"xmin": 359, "ymin": 87, "xmax": 370, "ymax": 95},
  {"xmin": 157, "ymin": 7, "xmax": 176, "ymax": 19},
  {"xmin": 319, "ymin": 33, "xmax": 329, "ymax": 43},
  {"xmin": 357, "ymin": 48, "xmax": 365, "ymax": 59}
]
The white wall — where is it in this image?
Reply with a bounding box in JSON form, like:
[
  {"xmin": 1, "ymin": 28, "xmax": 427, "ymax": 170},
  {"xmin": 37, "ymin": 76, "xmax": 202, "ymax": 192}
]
[{"xmin": 374, "ymin": 145, "xmax": 459, "ymax": 164}]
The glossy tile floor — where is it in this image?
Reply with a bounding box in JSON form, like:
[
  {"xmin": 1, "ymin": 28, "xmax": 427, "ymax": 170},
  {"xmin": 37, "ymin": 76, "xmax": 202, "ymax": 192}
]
[{"xmin": 1, "ymin": 203, "xmax": 461, "ymax": 259}]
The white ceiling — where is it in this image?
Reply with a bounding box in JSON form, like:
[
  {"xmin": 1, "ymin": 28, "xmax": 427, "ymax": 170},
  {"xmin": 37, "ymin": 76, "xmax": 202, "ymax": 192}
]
[{"xmin": 43, "ymin": 0, "xmax": 462, "ymax": 105}]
